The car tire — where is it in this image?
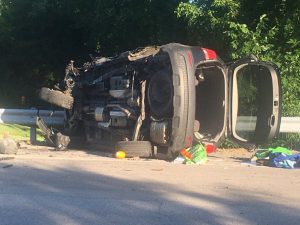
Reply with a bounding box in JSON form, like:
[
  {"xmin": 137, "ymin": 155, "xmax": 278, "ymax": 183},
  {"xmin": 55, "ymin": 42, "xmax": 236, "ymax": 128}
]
[
  {"xmin": 115, "ymin": 141, "xmax": 152, "ymax": 158},
  {"xmin": 39, "ymin": 87, "xmax": 74, "ymax": 109},
  {"xmin": 160, "ymin": 45, "xmax": 196, "ymax": 157}
]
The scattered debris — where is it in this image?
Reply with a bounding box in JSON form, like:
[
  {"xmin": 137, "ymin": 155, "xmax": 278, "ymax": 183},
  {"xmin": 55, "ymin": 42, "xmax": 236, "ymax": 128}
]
[
  {"xmin": 255, "ymin": 147, "xmax": 292, "ymax": 159},
  {"xmin": 250, "ymin": 147, "xmax": 300, "ymax": 169},
  {"xmin": 17, "ymin": 141, "xmax": 29, "ymax": 149},
  {"xmin": 115, "ymin": 151, "xmax": 126, "ymax": 159},
  {"xmin": 0, "ymin": 134, "xmax": 18, "ymax": 154},
  {"xmin": 54, "ymin": 132, "xmax": 70, "ymax": 151},
  {"xmin": 269, "ymin": 153, "xmax": 300, "ymax": 169},
  {"xmin": 36, "ymin": 117, "xmax": 70, "ymax": 150},
  {"xmin": 174, "ymin": 143, "xmax": 207, "ymax": 165}
]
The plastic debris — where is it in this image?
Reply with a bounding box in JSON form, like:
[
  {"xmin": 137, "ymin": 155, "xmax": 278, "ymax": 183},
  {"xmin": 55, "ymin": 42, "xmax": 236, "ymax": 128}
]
[
  {"xmin": 269, "ymin": 153, "xmax": 300, "ymax": 169},
  {"xmin": 177, "ymin": 143, "xmax": 208, "ymax": 165},
  {"xmin": 205, "ymin": 144, "xmax": 216, "ymax": 154},
  {"xmin": 253, "ymin": 147, "xmax": 300, "ymax": 169},
  {"xmin": 115, "ymin": 151, "xmax": 126, "ymax": 159},
  {"xmin": 255, "ymin": 147, "xmax": 292, "ymax": 159}
]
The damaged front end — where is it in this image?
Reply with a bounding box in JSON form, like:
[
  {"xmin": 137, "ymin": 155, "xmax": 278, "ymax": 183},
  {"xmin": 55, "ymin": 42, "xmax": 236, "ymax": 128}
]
[{"xmin": 40, "ymin": 45, "xmax": 182, "ymax": 158}]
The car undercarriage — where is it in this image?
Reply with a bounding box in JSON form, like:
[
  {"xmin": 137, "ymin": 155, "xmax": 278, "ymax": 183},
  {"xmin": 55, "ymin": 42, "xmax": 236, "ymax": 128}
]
[
  {"xmin": 39, "ymin": 43, "xmax": 282, "ymax": 159},
  {"xmin": 40, "ymin": 45, "xmax": 180, "ymax": 158}
]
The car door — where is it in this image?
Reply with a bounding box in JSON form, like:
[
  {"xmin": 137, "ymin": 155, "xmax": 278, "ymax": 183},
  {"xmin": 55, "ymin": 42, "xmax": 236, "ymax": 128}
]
[{"xmin": 227, "ymin": 59, "xmax": 282, "ymax": 148}]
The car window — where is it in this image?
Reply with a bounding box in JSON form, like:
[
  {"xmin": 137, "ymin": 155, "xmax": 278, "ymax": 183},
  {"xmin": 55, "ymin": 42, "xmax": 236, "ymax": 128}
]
[{"xmin": 233, "ymin": 64, "xmax": 273, "ymax": 142}]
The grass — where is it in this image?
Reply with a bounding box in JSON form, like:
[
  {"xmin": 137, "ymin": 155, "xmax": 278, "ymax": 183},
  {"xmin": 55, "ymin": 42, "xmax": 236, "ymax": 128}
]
[{"xmin": 0, "ymin": 123, "xmax": 45, "ymax": 142}]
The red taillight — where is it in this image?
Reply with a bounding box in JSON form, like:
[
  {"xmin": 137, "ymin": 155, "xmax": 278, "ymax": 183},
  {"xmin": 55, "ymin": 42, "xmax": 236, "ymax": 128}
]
[{"xmin": 201, "ymin": 48, "xmax": 217, "ymax": 60}]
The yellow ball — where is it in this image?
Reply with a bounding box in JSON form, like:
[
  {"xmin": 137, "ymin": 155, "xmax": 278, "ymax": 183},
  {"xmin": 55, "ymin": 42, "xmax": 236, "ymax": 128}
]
[{"xmin": 115, "ymin": 151, "xmax": 126, "ymax": 159}]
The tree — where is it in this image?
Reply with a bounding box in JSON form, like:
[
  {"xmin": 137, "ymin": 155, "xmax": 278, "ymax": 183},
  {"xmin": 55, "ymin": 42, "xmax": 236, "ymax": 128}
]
[
  {"xmin": 176, "ymin": 0, "xmax": 300, "ymax": 116},
  {"xmin": 0, "ymin": 0, "xmax": 187, "ymax": 107}
]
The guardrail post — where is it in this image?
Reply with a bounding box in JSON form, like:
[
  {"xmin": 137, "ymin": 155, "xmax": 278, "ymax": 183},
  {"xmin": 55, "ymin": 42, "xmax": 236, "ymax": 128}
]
[{"xmin": 30, "ymin": 126, "xmax": 36, "ymax": 144}]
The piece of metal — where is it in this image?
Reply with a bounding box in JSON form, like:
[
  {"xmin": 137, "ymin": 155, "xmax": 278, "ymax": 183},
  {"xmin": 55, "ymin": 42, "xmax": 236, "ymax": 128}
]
[
  {"xmin": 128, "ymin": 46, "xmax": 160, "ymax": 61},
  {"xmin": 110, "ymin": 110, "xmax": 128, "ymax": 128},
  {"xmin": 106, "ymin": 104, "xmax": 137, "ymax": 119},
  {"xmin": 132, "ymin": 115, "xmax": 142, "ymax": 141},
  {"xmin": 150, "ymin": 121, "xmax": 169, "ymax": 144},
  {"xmin": 36, "ymin": 116, "xmax": 55, "ymax": 145},
  {"xmin": 140, "ymin": 80, "xmax": 146, "ymax": 121},
  {"xmin": 30, "ymin": 126, "xmax": 37, "ymax": 144},
  {"xmin": 111, "ymin": 117, "xmax": 127, "ymax": 127},
  {"xmin": 109, "ymin": 111, "xmax": 127, "ymax": 117},
  {"xmin": 94, "ymin": 107, "xmax": 109, "ymax": 122}
]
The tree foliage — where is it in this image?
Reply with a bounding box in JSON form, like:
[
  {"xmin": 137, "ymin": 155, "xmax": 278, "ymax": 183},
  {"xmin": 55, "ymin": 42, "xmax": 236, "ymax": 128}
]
[
  {"xmin": 176, "ymin": 0, "xmax": 300, "ymax": 116},
  {"xmin": 0, "ymin": 0, "xmax": 187, "ymax": 107},
  {"xmin": 0, "ymin": 0, "xmax": 299, "ymax": 117}
]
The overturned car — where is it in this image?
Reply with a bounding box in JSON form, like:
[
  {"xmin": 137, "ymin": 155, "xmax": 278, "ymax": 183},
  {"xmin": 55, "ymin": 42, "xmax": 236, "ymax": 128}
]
[{"xmin": 40, "ymin": 43, "xmax": 282, "ymax": 159}]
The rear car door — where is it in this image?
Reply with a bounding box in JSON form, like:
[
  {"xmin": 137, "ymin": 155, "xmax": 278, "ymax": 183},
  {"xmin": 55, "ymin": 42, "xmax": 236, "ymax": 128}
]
[{"xmin": 227, "ymin": 59, "xmax": 282, "ymax": 148}]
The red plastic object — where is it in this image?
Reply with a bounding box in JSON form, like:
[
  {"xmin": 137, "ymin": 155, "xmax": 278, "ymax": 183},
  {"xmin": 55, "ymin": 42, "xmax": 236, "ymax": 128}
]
[
  {"xmin": 205, "ymin": 144, "xmax": 216, "ymax": 154},
  {"xmin": 180, "ymin": 149, "xmax": 192, "ymax": 159}
]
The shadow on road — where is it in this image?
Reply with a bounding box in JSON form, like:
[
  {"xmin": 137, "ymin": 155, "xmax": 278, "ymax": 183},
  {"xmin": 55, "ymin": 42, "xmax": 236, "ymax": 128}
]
[{"xmin": 0, "ymin": 161, "xmax": 299, "ymax": 225}]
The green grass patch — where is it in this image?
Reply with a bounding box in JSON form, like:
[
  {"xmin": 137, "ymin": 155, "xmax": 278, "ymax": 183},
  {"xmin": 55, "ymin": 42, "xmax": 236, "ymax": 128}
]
[{"xmin": 0, "ymin": 123, "xmax": 45, "ymax": 141}]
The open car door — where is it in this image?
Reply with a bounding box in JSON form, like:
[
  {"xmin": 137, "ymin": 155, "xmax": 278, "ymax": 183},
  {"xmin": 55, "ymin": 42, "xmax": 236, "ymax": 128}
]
[{"xmin": 227, "ymin": 59, "xmax": 282, "ymax": 148}]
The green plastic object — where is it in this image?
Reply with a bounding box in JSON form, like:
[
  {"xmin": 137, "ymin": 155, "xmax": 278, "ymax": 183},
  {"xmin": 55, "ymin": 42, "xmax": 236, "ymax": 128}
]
[
  {"xmin": 180, "ymin": 144, "xmax": 207, "ymax": 165},
  {"xmin": 268, "ymin": 147, "xmax": 292, "ymax": 155},
  {"xmin": 255, "ymin": 147, "xmax": 292, "ymax": 159}
]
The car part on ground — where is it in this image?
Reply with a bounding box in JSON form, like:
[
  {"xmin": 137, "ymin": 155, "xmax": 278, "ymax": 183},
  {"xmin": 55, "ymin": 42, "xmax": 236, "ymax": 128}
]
[
  {"xmin": 115, "ymin": 141, "xmax": 152, "ymax": 158},
  {"xmin": 36, "ymin": 116, "xmax": 70, "ymax": 150},
  {"xmin": 150, "ymin": 120, "xmax": 169, "ymax": 145}
]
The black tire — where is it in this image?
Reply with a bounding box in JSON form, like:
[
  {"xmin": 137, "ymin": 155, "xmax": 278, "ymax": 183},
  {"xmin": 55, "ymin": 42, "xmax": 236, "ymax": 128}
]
[
  {"xmin": 39, "ymin": 87, "xmax": 74, "ymax": 109},
  {"xmin": 160, "ymin": 44, "xmax": 196, "ymax": 157},
  {"xmin": 115, "ymin": 141, "xmax": 152, "ymax": 158}
]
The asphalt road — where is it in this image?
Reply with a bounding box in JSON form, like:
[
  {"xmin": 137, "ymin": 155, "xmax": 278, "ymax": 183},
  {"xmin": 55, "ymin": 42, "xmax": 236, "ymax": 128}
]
[{"xmin": 0, "ymin": 147, "xmax": 299, "ymax": 225}]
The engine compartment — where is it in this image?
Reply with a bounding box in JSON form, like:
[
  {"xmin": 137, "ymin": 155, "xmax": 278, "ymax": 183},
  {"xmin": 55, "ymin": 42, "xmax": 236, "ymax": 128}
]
[{"xmin": 56, "ymin": 47, "xmax": 174, "ymax": 150}]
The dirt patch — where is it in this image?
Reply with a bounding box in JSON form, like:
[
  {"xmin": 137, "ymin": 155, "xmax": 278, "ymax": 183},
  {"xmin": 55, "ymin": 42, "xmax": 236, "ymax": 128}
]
[{"xmin": 209, "ymin": 148, "xmax": 254, "ymax": 162}]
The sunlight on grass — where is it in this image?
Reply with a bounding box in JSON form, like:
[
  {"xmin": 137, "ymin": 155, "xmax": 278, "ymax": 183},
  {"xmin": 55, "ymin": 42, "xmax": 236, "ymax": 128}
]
[{"xmin": 0, "ymin": 124, "xmax": 45, "ymax": 141}]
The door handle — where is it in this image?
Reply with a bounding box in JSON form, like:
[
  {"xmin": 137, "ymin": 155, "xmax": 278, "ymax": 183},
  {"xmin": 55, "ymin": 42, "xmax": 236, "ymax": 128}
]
[{"xmin": 268, "ymin": 115, "xmax": 275, "ymax": 127}]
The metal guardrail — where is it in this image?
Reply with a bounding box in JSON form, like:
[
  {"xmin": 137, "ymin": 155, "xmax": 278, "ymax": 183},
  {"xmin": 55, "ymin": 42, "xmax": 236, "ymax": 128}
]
[
  {"xmin": 236, "ymin": 116, "xmax": 300, "ymax": 133},
  {"xmin": 0, "ymin": 108, "xmax": 65, "ymax": 143},
  {"xmin": 0, "ymin": 108, "xmax": 65, "ymax": 126},
  {"xmin": 0, "ymin": 108, "xmax": 299, "ymax": 143},
  {"xmin": 279, "ymin": 117, "xmax": 300, "ymax": 133},
  {"xmin": 1, "ymin": 109, "xmax": 299, "ymax": 133}
]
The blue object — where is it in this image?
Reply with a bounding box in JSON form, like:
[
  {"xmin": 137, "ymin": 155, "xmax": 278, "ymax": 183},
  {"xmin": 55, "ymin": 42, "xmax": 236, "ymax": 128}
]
[{"xmin": 269, "ymin": 153, "xmax": 300, "ymax": 169}]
